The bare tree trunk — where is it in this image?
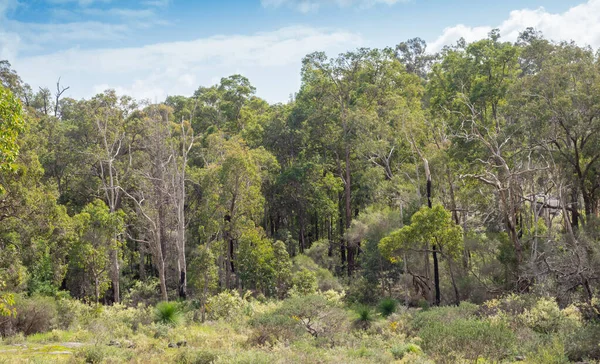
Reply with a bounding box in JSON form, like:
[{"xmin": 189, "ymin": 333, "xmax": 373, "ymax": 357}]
[{"xmin": 424, "ymin": 159, "xmax": 441, "ymax": 306}]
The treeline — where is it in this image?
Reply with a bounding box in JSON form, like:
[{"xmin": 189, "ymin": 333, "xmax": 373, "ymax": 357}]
[{"xmin": 0, "ymin": 28, "xmax": 599, "ymax": 308}]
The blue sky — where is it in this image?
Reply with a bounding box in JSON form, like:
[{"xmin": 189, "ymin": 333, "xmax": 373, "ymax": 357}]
[{"xmin": 0, "ymin": 0, "xmax": 596, "ymax": 103}]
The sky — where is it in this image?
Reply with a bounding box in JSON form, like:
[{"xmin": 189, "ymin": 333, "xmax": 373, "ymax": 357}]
[{"xmin": 0, "ymin": 0, "xmax": 597, "ymax": 103}]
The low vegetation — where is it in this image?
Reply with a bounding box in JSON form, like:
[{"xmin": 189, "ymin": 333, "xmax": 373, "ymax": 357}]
[{"xmin": 0, "ymin": 291, "xmax": 599, "ymax": 363}]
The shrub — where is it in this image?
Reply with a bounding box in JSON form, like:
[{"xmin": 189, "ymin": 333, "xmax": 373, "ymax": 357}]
[
  {"xmin": 205, "ymin": 290, "xmax": 244, "ymax": 321},
  {"xmin": 275, "ymin": 294, "xmax": 349, "ymax": 344},
  {"xmin": 411, "ymin": 302, "xmax": 478, "ymax": 331},
  {"xmin": 315, "ymin": 268, "xmax": 343, "ymax": 292},
  {"xmin": 0, "ymin": 294, "xmax": 58, "ymax": 336},
  {"xmin": 289, "ymin": 269, "xmax": 317, "ymax": 296},
  {"xmin": 76, "ymin": 345, "xmax": 107, "ymax": 364},
  {"xmin": 55, "ymin": 296, "xmax": 95, "ymax": 330},
  {"xmin": 154, "ymin": 302, "xmax": 184, "ymax": 326},
  {"xmin": 345, "ymin": 276, "xmax": 378, "ymax": 305},
  {"xmin": 565, "ymin": 323, "xmax": 600, "ymax": 361},
  {"xmin": 353, "ymin": 305, "xmax": 375, "ymax": 330},
  {"xmin": 390, "ymin": 343, "xmax": 423, "ymax": 360},
  {"xmin": 521, "ymin": 297, "xmax": 579, "ymax": 334},
  {"xmin": 418, "ymin": 318, "xmax": 515, "ymax": 363},
  {"xmin": 378, "ymin": 298, "xmax": 397, "ymax": 317},
  {"xmin": 248, "ymin": 311, "xmax": 304, "ymax": 346},
  {"xmin": 176, "ymin": 348, "xmax": 218, "ymax": 364},
  {"xmin": 122, "ymin": 278, "xmax": 160, "ymax": 306}
]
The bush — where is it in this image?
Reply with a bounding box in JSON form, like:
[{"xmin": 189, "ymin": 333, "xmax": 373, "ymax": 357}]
[
  {"xmin": 345, "ymin": 276, "xmax": 378, "ymax": 305},
  {"xmin": 274, "ymin": 294, "xmax": 349, "ymax": 344},
  {"xmin": 248, "ymin": 311, "xmax": 304, "ymax": 345},
  {"xmin": 378, "ymin": 298, "xmax": 397, "ymax": 317},
  {"xmin": 205, "ymin": 290, "xmax": 244, "ymax": 320},
  {"xmin": 76, "ymin": 345, "xmax": 107, "ymax": 363},
  {"xmin": 0, "ymin": 294, "xmax": 58, "ymax": 336},
  {"xmin": 565, "ymin": 323, "xmax": 600, "ymax": 361},
  {"xmin": 122, "ymin": 278, "xmax": 160, "ymax": 306},
  {"xmin": 521, "ymin": 297, "xmax": 572, "ymax": 334},
  {"xmin": 390, "ymin": 343, "xmax": 423, "ymax": 360},
  {"xmin": 353, "ymin": 305, "xmax": 375, "ymax": 330},
  {"xmin": 289, "ymin": 269, "xmax": 317, "ymax": 296},
  {"xmin": 176, "ymin": 348, "xmax": 218, "ymax": 364},
  {"xmin": 154, "ymin": 302, "xmax": 184, "ymax": 326},
  {"xmin": 418, "ymin": 318, "xmax": 515, "ymax": 363},
  {"xmin": 412, "ymin": 302, "xmax": 478, "ymax": 331}
]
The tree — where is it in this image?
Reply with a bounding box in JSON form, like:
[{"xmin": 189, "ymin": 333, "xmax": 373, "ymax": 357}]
[
  {"xmin": 380, "ymin": 205, "xmax": 463, "ymax": 305},
  {"xmin": 0, "ymin": 86, "xmax": 24, "ymax": 172},
  {"xmin": 71, "ymin": 199, "xmax": 125, "ymax": 303},
  {"xmin": 428, "ymin": 31, "xmax": 542, "ymax": 278}
]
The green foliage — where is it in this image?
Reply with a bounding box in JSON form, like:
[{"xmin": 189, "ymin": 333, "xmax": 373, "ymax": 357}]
[
  {"xmin": 274, "ymin": 294, "xmax": 349, "ymax": 342},
  {"xmin": 353, "ymin": 305, "xmax": 375, "ymax": 330},
  {"xmin": 380, "ymin": 205, "xmax": 463, "ymax": 261},
  {"xmin": 419, "ymin": 317, "xmax": 515, "ymax": 363},
  {"xmin": 248, "ymin": 310, "xmax": 304, "ymax": 345},
  {"xmin": 378, "ymin": 298, "xmax": 398, "ymax": 317},
  {"xmin": 0, "ymin": 281, "xmax": 15, "ymax": 317},
  {"xmin": 76, "ymin": 345, "xmax": 107, "ymax": 364},
  {"xmin": 176, "ymin": 349, "xmax": 218, "ymax": 364},
  {"xmin": 154, "ymin": 302, "xmax": 185, "ymax": 326},
  {"xmin": 0, "ymin": 85, "xmax": 24, "ymax": 172},
  {"xmin": 390, "ymin": 343, "xmax": 423, "ymax": 360},
  {"xmin": 565, "ymin": 323, "xmax": 600, "ymax": 361},
  {"xmin": 290, "ymin": 268, "xmax": 317, "ymax": 296},
  {"xmin": 205, "ymin": 290, "xmax": 245, "ymax": 320}
]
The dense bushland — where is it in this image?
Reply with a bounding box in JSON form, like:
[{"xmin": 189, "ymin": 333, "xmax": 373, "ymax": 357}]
[{"xmin": 1, "ymin": 27, "xmax": 600, "ymax": 363}]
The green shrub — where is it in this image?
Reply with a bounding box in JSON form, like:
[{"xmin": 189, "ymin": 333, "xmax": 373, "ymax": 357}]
[
  {"xmin": 176, "ymin": 348, "xmax": 218, "ymax": 364},
  {"xmin": 205, "ymin": 290, "xmax": 244, "ymax": 320},
  {"xmin": 565, "ymin": 323, "xmax": 600, "ymax": 361},
  {"xmin": 521, "ymin": 297, "xmax": 568, "ymax": 334},
  {"xmin": 0, "ymin": 295, "xmax": 58, "ymax": 336},
  {"xmin": 154, "ymin": 302, "xmax": 184, "ymax": 326},
  {"xmin": 378, "ymin": 298, "xmax": 397, "ymax": 317},
  {"xmin": 390, "ymin": 343, "xmax": 423, "ymax": 360},
  {"xmin": 417, "ymin": 298, "xmax": 430, "ymax": 311},
  {"xmin": 122, "ymin": 278, "xmax": 160, "ymax": 306},
  {"xmin": 353, "ymin": 305, "xmax": 375, "ymax": 330},
  {"xmin": 419, "ymin": 318, "xmax": 515, "ymax": 363},
  {"xmin": 76, "ymin": 345, "xmax": 107, "ymax": 364},
  {"xmin": 275, "ymin": 294, "xmax": 349, "ymax": 344},
  {"xmin": 248, "ymin": 311, "xmax": 304, "ymax": 345},
  {"xmin": 345, "ymin": 276, "xmax": 378, "ymax": 304},
  {"xmin": 412, "ymin": 302, "xmax": 478, "ymax": 331},
  {"xmin": 528, "ymin": 338, "xmax": 569, "ymax": 364},
  {"xmin": 290, "ymin": 269, "xmax": 318, "ymax": 296}
]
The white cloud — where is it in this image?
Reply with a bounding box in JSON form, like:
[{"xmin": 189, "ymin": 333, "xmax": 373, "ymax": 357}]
[
  {"xmin": 429, "ymin": 0, "xmax": 600, "ymax": 51},
  {"xmin": 9, "ymin": 26, "xmax": 362, "ymax": 103},
  {"xmin": 261, "ymin": 0, "xmax": 407, "ymax": 13}
]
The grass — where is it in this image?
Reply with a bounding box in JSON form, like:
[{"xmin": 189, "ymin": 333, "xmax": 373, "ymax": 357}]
[
  {"xmin": 377, "ymin": 298, "xmax": 398, "ymax": 317},
  {"xmin": 154, "ymin": 302, "xmax": 185, "ymax": 326}
]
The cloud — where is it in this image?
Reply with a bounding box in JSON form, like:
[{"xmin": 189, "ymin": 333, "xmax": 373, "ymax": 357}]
[
  {"xmin": 9, "ymin": 26, "xmax": 362, "ymax": 103},
  {"xmin": 429, "ymin": 0, "xmax": 600, "ymax": 51},
  {"xmin": 261, "ymin": 0, "xmax": 407, "ymax": 13}
]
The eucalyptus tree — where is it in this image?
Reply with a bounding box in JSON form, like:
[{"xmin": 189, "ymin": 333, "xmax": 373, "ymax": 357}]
[{"xmin": 427, "ymin": 31, "xmax": 543, "ymax": 279}]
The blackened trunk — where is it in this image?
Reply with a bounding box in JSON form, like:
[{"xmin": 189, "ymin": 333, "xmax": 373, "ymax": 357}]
[{"xmin": 425, "ymin": 159, "xmax": 441, "ymax": 306}]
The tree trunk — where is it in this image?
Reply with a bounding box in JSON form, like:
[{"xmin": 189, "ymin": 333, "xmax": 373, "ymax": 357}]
[{"xmin": 424, "ymin": 159, "xmax": 441, "ymax": 306}]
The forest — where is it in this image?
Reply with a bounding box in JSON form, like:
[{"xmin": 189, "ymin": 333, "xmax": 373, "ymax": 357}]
[{"xmin": 0, "ymin": 28, "xmax": 599, "ymax": 363}]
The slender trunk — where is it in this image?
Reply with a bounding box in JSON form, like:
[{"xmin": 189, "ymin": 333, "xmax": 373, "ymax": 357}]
[
  {"xmin": 424, "ymin": 159, "xmax": 441, "ymax": 306},
  {"xmin": 158, "ymin": 260, "xmax": 168, "ymax": 301},
  {"xmin": 95, "ymin": 276, "xmax": 100, "ymax": 304},
  {"xmin": 110, "ymin": 247, "xmax": 120, "ymax": 303},
  {"xmin": 447, "ymin": 256, "xmax": 460, "ymax": 306}
]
